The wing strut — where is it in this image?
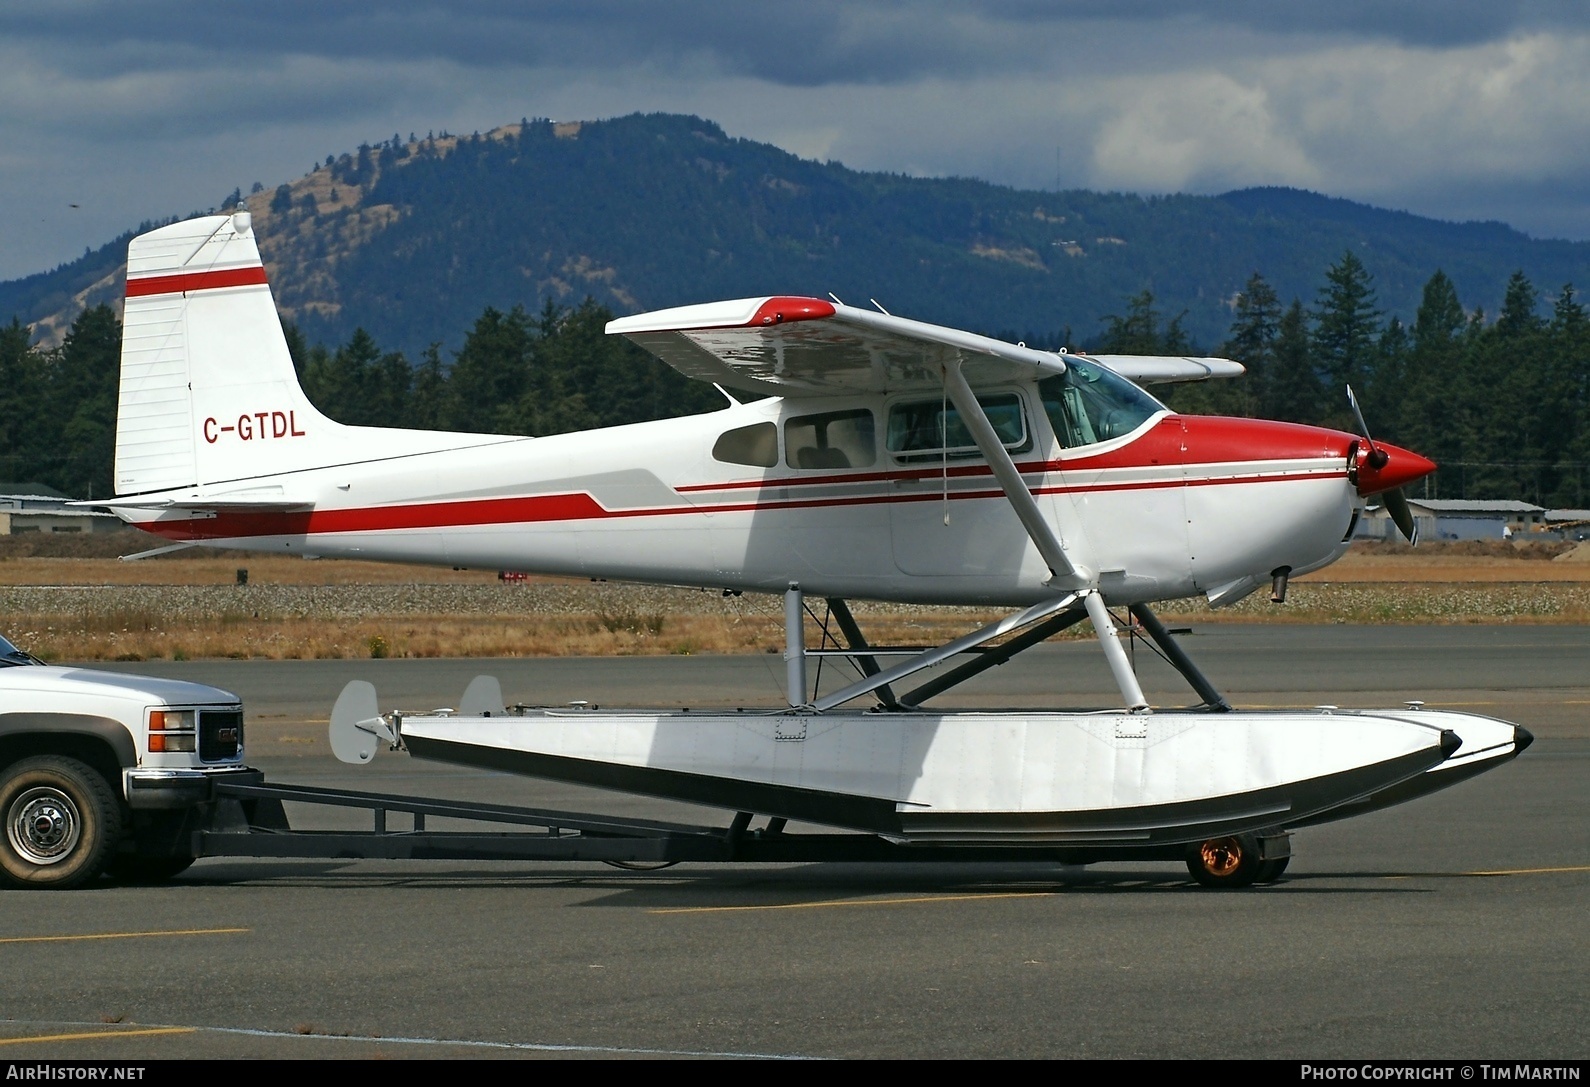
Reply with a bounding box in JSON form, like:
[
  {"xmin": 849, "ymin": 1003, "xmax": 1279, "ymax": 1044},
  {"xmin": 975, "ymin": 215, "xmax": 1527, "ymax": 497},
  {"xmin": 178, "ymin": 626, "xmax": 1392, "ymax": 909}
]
[
  {"xmin": 940, "ymin": 359, "xmax": 1083, "ymax": 589},
  {"xmin": 940, "ymin": 358, "xmax": 1157, "ymax": 710}
]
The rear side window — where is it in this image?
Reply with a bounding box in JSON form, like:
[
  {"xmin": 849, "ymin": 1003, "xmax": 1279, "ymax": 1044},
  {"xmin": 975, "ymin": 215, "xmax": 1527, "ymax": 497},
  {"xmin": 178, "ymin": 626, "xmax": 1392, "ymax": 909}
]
[
  {"xmin": 886, "ymin": 393, "xmax": 1029, "ymax": 462},
  {"xmin": 712, "ymin": 422, "xmax": 777, "ymax": 467},
  {"xmin": 785, "ymin": 409, "xmax": 876, "ymax": 470}
]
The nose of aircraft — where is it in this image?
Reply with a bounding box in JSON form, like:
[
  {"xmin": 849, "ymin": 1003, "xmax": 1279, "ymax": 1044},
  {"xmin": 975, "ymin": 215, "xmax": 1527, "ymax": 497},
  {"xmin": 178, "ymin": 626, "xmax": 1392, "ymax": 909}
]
[
  {"xmin": 1174, "ymin": 415, "xmax": 1437, "ymax": 497},
  {"xmin": 1353, "ymin": 441, "xmax": 1437, "ymax": 497}
]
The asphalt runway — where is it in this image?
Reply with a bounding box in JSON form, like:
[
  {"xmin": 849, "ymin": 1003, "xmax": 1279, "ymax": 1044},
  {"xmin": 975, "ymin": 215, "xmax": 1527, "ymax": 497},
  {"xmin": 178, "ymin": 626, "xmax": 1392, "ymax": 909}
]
[{"xmin": 2, "ymin": 625, "xmax": 1586, "ymax": 1059}]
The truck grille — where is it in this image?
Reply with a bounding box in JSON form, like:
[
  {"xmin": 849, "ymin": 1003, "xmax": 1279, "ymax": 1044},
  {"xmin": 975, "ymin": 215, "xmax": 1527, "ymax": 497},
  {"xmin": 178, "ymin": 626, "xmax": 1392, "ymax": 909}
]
[{"xmin": 199, "ymin": 709, "xmax": 243, "ymax": 761}]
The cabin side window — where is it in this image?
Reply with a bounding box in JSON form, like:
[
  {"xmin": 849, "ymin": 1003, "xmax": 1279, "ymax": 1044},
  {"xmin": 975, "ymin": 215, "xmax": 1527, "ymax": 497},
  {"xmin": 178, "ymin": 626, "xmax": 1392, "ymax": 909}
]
[
  {"xmin": 885, "ymin": 393, "xmax": 1029, "ymax": 462},
  {"xmin": 784, "ymin": 409, "xmax": 876, "ymax": 470},
  {"xmin": 1039, "ymin": 361, "xmax": 1164, "ymax": 449},
  {"xmin": 712, "ymin": 421, "xmax": 778, "ymax": 467}
]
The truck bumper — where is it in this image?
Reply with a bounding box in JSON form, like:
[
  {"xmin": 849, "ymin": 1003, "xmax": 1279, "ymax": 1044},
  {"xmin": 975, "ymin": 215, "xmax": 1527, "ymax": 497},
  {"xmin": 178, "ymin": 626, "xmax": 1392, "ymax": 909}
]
[{"xmin": 124, "ymin": 766, "xmax": 264, "ymax": 809}]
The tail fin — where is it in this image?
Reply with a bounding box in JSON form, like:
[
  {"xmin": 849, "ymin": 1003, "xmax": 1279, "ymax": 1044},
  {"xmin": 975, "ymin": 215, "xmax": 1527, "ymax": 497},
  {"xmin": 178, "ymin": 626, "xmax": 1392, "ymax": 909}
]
[{"xmin": 115, "ymin": 210, "xmax": 503, "ymax": 497}]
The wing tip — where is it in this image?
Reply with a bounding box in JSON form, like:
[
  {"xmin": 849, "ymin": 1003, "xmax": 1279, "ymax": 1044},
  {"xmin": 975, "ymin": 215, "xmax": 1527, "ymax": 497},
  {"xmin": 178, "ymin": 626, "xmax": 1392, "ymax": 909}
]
[{"xmin": 606, "ymin": 295, "xmax": 835, "ymax": 335}]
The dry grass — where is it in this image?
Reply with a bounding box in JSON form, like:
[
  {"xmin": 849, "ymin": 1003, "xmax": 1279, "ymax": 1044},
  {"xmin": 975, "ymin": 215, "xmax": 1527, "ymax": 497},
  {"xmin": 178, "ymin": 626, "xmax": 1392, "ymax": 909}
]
[
  {"xmin": 1, "ymin": 579, "xmax": 1007, "ymax": 662},
  {"xmin": 6, "ymin": 539, "xmax": 1590, "ymax": 661}
]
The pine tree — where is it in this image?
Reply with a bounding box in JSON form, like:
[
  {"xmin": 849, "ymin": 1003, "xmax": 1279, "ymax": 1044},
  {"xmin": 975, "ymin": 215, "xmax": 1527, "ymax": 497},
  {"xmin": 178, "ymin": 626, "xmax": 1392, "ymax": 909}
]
[
  {"xmin": 0, "ymin": 319, "xmax": 40, "ymax": 482},
  {"xmin": 409, "ymin": 344, "xmax": 448, "ymax": 431},
  {"xmin": 1223, "ymin": 273, "xmax": 1281, "ymax": 418},
  {"xmin": 1311, "ymin": 251, "xmax": 1381, "ymax": 415},
  {"xmin": 1553, "ymin": 286, "xmax": 1590, "ymax": 506},
  {"xmin": 1495, "ymin": 270, "xmax": 1544, "ymax": 339},
  {"xmin": 1398, "ymin": 271, "xmax": 1467, "ymax": 476},
  {"xmin": 447, "ymin": 306, "xmax": 536, "ymax": 433},
  {"xmin": 1096, "ymin": 290, "xmax": 1189, "ymax": 354},
  {"xmin": 49, "ymin": 306, "xmax": 122, "ymax": 498},
  {"xmin": 1268, "ymin": 299, "xmax": 1324, "ymax": 425}
]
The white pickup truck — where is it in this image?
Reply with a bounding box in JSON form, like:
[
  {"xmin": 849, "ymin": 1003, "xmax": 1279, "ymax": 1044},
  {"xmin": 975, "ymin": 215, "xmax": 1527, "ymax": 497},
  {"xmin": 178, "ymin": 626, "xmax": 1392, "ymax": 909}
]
[{"xmin": 0, "ymin": 632, "xmax": 260, "ymax": 889}]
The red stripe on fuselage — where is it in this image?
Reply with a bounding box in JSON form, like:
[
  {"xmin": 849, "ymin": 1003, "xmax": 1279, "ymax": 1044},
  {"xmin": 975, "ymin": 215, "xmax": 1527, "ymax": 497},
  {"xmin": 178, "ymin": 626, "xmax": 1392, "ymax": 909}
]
[
  {"xmin": 138, "ymin": 465, "xmax": 1343, "ymax": 542},
  {"xmin": 143, "ymin": 492, "xmax": 607, "ymax": 541},
  {"xmin": 126, "ymin": 266, "xmax": 270, "ymax": 298}
]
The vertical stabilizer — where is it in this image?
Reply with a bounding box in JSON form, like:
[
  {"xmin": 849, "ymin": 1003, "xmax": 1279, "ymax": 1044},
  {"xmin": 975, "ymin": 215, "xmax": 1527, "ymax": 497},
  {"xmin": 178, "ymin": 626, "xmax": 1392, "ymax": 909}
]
[{"xmin": 116, "ymin": 210, "xmax": 510, "ymax": 498}]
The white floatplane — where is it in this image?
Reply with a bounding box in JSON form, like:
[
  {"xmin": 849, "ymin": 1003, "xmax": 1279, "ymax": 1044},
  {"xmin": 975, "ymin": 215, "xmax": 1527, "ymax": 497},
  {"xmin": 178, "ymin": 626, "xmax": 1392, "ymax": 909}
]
[{"xmin": 101, "ymin": 209, "xmax": 1529, "ymax": 885}]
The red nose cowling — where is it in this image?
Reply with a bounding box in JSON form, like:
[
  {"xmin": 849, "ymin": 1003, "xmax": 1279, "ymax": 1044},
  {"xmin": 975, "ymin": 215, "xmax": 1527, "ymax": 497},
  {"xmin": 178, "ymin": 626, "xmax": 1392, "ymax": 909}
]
[
  {"xmin": 1172, "ymin": 417, "xmax": 1437, "ymax": 497},
  {"xmin": 1354, "ymin": 442, "xmax": 1437, "ymax": 497}
]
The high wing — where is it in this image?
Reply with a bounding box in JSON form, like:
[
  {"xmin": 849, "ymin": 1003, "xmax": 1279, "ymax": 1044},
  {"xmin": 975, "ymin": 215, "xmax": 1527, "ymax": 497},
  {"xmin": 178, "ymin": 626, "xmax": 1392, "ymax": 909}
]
[{"xmin": 606, "ymin": 295, "xmax": 1242, "ymax": 397}]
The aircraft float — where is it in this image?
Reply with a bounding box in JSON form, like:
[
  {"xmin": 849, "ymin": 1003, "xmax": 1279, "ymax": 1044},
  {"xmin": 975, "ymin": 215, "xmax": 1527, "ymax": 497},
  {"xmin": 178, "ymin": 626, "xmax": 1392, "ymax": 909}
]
[{"xmin": 97, "ymin": 208, "xmax": 1531, "ymax": 886}]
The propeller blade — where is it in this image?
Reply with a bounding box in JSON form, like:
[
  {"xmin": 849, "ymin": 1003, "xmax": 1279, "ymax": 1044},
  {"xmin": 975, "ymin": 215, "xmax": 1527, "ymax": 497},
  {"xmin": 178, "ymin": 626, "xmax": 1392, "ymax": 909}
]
[{"xmin": 1383, "ymin": 487, "xmax": 1418, "ymax": 545}]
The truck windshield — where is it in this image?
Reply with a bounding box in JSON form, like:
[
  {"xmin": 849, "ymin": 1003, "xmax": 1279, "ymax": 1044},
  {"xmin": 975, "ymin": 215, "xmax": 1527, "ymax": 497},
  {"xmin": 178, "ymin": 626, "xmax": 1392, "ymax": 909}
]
[{"xmin": 0, "ymin": 633, "xmax": 40, "ymax": 667}]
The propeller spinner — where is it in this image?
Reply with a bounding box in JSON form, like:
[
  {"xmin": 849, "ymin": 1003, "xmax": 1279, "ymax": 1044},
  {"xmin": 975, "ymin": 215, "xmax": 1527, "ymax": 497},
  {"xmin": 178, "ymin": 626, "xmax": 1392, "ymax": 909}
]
[{"xmin": 1345, "ymin": 385, "xmax": 1434, "ymax": 544}]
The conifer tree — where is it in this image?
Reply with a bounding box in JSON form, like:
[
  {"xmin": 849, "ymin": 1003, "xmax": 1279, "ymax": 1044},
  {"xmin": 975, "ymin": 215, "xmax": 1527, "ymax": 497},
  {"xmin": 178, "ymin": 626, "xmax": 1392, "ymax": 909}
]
[
  {"xmin": 1268, "ymin": 299, "xmax": 1324, "ymax": 425},
  {"xmin": 0, "ymin": 319, "xmax": 39, "ymax": 482},
  {"xmin": 50, "ymin": 306, "xmax": 122, "ymax": 498},
  {"xmin": 1398, "ymin": 271, "xmax": 1467, "ymax": 471},
  {"xmin": 1097, "ymin": 291, "xmax": 1189, "ymax": 355},
  {"xmin": 1311, "ymin": 251, "xmax": 1381, "ymax": 416},
  {"xmin": 1224, "ymin": 273, "xmax": 1282, "ymax": 418}
]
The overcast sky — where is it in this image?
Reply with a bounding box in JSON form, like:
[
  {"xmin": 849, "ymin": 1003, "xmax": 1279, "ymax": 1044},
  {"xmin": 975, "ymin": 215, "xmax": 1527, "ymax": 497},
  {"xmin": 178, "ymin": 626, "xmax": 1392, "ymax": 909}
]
[{"xmin": 6, "ymin": 0, "xmax": 1590, "ymax": 281}]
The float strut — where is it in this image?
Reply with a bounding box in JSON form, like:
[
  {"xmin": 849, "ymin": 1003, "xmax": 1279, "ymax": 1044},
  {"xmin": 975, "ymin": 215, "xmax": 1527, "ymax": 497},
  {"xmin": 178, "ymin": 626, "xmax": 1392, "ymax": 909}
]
[
  {"xmin": 1127, "ymin": 604, "xmax": 1232, "ymax": 712},
  {"xmin": 899, "ymin": 605, "xmax": 1089, "ymax": 708},
  {"xmin": 825, "ymin": 598, "xmax": 897, "ymax": 708},
  {"xmin": 785, "ymin": 583, "xmax": 809, "ymax": 709},
  {"xmin": 1085, "ymin": 591, "xmax": 1149, "ymax": 712}
]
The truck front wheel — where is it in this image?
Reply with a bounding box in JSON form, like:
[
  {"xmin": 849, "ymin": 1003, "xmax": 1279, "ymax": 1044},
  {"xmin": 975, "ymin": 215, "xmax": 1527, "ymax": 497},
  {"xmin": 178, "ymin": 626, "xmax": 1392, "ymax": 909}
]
[{"xmin": 0, "ymin": 757, "xmax": 122, "ymax": 889}]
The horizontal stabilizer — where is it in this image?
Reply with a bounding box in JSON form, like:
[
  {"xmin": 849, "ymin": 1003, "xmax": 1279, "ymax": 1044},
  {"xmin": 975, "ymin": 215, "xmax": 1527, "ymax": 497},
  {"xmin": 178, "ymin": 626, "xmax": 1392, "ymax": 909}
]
[{"xmin": 95, "ymin": 496, "xmax": 315, "ymax": 514}]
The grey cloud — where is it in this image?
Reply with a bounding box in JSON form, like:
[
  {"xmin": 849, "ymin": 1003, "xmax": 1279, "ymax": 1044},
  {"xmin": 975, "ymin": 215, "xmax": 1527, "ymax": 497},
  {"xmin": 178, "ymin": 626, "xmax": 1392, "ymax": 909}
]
[
  {"xmin": 9, "ymin": 2, "xmax": 1590, "ymax": 87},
  {"xmin": 6, "ymin": 1, "xmax": 1590, "ymax": 281}
]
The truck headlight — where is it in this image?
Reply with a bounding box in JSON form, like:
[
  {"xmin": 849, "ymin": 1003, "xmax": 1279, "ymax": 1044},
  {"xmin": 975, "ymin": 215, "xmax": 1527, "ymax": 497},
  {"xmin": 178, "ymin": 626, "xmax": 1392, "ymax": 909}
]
[{"xmin": 148, "ymin": 709, "xmax": 197, "ymax": 752}]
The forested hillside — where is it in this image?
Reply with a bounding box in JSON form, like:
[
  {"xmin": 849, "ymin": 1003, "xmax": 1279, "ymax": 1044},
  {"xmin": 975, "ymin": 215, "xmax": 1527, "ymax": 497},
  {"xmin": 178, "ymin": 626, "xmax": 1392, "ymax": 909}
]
[
  {"xmin": 5, "ymin": 253, "xmax": 1587, "ymax": 508},
  {"xmin": 5, "ymin": 113, "xmax": 1590, "ymax": 357}
]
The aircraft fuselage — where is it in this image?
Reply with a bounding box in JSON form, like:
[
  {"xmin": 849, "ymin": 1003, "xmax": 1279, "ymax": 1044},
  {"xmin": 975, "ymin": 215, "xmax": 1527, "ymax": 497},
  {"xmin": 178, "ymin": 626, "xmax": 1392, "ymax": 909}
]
[{"xmin": 118, "ymin": 389, "xmax": 1389, "ymax": 608}]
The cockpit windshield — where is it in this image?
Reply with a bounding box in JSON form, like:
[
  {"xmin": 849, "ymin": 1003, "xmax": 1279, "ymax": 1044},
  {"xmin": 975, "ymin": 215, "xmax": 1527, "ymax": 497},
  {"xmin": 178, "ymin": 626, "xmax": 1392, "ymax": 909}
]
[{"xmin": 1039, "ymin": 359, "xmax": 1165, "ymax": 449}]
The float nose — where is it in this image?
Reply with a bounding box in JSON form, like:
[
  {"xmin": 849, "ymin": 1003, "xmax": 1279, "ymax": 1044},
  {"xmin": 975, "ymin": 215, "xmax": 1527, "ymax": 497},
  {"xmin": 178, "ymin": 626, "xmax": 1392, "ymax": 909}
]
[{"xmin": 1355, "ymin": 441, "xmax": 1436, "ymax": 497}]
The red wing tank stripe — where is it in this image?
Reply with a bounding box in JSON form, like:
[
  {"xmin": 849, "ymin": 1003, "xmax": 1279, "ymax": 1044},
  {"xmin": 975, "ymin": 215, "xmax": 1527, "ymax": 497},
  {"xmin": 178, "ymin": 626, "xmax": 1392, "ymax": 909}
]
[{"xmin": 126, "ymin": 266, "xmax": 270, "ymax": 297}]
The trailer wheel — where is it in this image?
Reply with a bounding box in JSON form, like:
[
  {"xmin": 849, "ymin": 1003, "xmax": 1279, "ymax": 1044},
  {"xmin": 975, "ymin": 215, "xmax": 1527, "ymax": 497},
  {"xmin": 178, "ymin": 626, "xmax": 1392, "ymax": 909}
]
[
  {"xmin": 0, "ymin": 757, "xmax": 122, "ymax": 890},
  {"xmin": 1254, "ymin": 855, "xmax": 1290, "ymax": 884},
  {"xmin": 1185, "ymin": 834, "xmax": 1263, "ymax": 889}
]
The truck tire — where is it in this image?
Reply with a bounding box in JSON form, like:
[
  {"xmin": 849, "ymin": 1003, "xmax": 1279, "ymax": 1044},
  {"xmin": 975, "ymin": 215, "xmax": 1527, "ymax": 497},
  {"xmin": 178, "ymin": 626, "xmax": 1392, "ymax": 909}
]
[{"xmin": 0, "ymin": 756, "xmax": 122, "ymax": 889}]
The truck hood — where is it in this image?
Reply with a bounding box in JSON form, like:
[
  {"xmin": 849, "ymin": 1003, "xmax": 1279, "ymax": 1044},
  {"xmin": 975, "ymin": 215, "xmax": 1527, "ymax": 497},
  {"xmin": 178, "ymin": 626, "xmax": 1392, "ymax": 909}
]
[{"xmin": 0, "ymin": 666, "xmax": 240, "ymax": 706}]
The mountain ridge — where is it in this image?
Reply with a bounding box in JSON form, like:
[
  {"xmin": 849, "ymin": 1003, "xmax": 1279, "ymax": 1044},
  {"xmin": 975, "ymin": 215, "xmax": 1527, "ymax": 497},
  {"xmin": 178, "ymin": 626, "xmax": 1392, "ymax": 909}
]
[{"xmin": 5, "ymin": 113, "xmax": 1589, "ymax": 355}]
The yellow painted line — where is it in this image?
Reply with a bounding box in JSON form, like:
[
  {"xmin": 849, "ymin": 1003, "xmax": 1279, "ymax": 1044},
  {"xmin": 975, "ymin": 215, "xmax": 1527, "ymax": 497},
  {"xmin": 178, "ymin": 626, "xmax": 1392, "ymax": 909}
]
[
  {"xmin": 0, "ymin": 927, "xmax": 249, "ymax": 945},
  {"xmin": 1465, "ymin": 864, "xmax": 1590, "ymax": 877},
  {"xmin": 652, "ymin": 891, "xmax": 1052, "ymax": 915},
  {"xmin": 0, "ymin": 1027, "xmax": 195, "ymax": 1047}
]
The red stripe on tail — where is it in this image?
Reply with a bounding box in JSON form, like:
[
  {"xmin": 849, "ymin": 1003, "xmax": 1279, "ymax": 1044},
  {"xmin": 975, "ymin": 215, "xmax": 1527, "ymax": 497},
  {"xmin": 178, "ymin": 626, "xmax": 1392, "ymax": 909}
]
[{"xmin": 126, "ymin": 266, "xmax": 269, "ymax": 298}]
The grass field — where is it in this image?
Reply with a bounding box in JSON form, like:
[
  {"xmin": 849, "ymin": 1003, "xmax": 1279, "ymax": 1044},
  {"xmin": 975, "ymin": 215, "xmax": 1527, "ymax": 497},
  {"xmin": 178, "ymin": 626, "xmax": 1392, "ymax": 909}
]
[{"xmin": 4, "ymin": 533, "xmax": 1588, "ymax": 661}]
